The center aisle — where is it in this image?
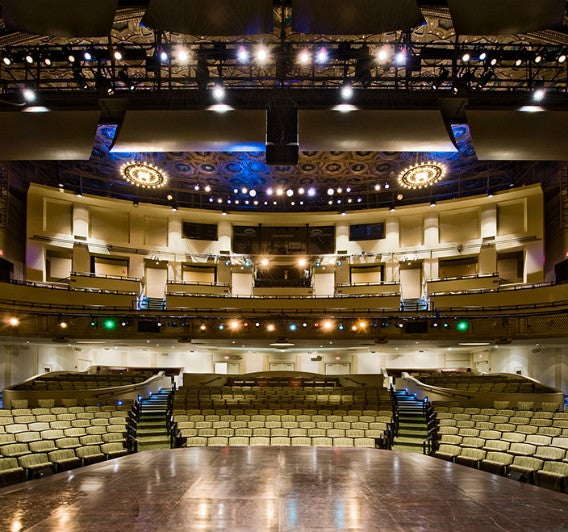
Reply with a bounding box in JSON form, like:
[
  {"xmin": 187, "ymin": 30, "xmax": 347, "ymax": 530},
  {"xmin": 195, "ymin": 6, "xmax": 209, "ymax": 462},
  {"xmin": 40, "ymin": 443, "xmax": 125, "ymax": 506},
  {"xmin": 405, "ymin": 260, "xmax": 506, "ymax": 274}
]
[{"xmin": 0, "ymin": 447, "xmax": 566, "ymax": 531}]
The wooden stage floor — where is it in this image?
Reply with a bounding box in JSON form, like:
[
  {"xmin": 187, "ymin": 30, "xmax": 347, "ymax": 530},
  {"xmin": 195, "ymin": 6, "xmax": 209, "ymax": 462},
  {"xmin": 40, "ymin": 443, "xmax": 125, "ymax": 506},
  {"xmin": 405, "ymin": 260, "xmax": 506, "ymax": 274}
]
[{"xmin": 0, "ymin": 447, "xmax": 566, "ymax": 531}]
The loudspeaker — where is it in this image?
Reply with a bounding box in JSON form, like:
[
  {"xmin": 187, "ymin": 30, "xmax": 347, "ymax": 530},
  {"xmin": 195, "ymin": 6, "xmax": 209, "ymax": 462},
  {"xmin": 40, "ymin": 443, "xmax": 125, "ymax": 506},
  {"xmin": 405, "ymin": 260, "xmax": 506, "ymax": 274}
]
[
  {"xmin": 265, "ymin": 107, "xmax": 298, "ymax": 165},
  {"xmin": 266, "ymin": 144, "xmax": 298, "ymax": 165},
  {"xmin": 555, "ymin": 259, "xmax": 568, "ymax": 283}
]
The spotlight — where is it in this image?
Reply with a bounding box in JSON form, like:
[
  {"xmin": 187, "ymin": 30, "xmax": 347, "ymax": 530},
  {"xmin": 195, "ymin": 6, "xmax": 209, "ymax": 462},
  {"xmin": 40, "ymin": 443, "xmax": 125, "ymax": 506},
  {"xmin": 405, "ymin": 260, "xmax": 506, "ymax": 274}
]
[
  {"xmin": 118, "ymin": 69, "xmax": 135, "ymax": 91},
  {"xmin": 159, "ymin": 50, "xmax": 169, "ymax": 62},
  {"xmin": 431, "ymin": 68, "xmax": 449, "ymax": 90},
  {"xmin": 307, "ymin": 188, "xmax": 316, "ymax": 197},
  {"xmin": 212, "ymin": 83, "xmax": 225, "ymax": 100},
  {"xmin": 340, "ymin": 83, "xmax": 353, "ymax": 100},
  {"xmin": 72, "ymin": 66, "xmax": 88, "ymax": 89},
  {"xmin": 559, "ymin": 53, "xmax": 567, "ymax": 64},
  {"xmin": 58, "ymin": 319, "xmax": 68, "ymax": 329},
  {"xmin": 534, "ymin": 53, "xmax": 542, "ymax": 64},
  {"xmin": 22, "ymin": 88, "xmax": 36, "ymax": 102},
  {"xmin": 532, "ymin": 80, "xmax": 545, "ymax": 101},
  {"xmin": 478, "ymin": 51, "xmax": 487, "ymax": 61},
  {"xmin": 298, "ymin": 48, "xmax": 311, "ymax": 65},
  {"xmin": 2, "ymin": 55, "xmax": 12, "ymax": 66},
  {"xmin": 83, "ymin": 50, "xmax": 93, "ymax": 61},
  {"xmin": 7, "ymin": 317, "xmax": 19, "ymax": 327},
  {"xmin": 315, "ymin": 47, "xmax": 328, "ymax": 64},
  {"xmin": 395, "ymin": 48, "xmax": 406, "ymax": 65},
  {"xmin": 113, "ymin": 49, "xmax": 123, "ymax": 61},
  {"xmin": 461, "ymin": 52, "xmax": 470, "ymax": 62},
  {"xmin": 25, "ymin": 51, "xmax": 34, "ymax": 64},
  {"xmin": 255, "ymin": 44, "xmax": 269, "ymax": 64},
  {"xmin": 175, "ymin": 47, "xmax": 190, "ymax": 64},
  {"xmin": 237, "ymin": 45, "xmax": 249, "ymax": 63},
  {"xmin": 376, "ymin": 46, "xmax": 390, "ymax": 63}
]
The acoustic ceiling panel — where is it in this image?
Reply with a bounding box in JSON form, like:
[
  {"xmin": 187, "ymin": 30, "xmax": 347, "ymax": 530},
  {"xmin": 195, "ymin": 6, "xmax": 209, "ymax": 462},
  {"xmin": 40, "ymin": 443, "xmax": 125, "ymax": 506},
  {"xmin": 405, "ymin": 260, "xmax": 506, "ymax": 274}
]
[
  {"xmin": 292, "ymin": 0, "xmax": 424, "ymax": 35},
  {"xmin": 299, "ymin": 110, "xmax": 457, "ymax": 152},
  {"xmin": 447, "ymin": 0, "xmax": 565, "ymax": 36},
  {"xmin": 1, "ymin": 0, "xmax": 118, "ymax": 37},
  {"xmin": 142, "ymin": 0, "xmax": 273, "ymax": 35},
  {"xmin": 0, "ymin": 111, "xmax": 100, "ymax": 160},
  {"xmin": 466, "ymin": 110, "xmax": 568, "ymax": 160},
  {"xmin": 111, "ymin": 110, "xmax": 266, "ymax": 153}
]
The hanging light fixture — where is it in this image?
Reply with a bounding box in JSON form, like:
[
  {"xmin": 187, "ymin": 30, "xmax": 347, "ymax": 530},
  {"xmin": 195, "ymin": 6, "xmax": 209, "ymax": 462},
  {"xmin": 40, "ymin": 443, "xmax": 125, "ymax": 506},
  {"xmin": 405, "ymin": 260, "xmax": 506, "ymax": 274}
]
[
  {"xmin": 120, "ymin": 161, "xmax": 168, "ymax": 188},
  {"xmin": 397, "ymin": 160, "xmax": 446, "ymax": 189}
]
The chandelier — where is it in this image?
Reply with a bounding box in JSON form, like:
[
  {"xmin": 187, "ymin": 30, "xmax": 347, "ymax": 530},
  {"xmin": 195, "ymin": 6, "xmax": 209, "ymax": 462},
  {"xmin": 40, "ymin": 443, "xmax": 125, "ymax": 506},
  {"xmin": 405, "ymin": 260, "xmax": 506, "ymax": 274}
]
[
  {"xmin": 120, "ymin": 161, "xmax": 168, "ymax": 188},
  {"xmin": 397, "ymin": 161, "xmax": 446, "ymax": 189}
]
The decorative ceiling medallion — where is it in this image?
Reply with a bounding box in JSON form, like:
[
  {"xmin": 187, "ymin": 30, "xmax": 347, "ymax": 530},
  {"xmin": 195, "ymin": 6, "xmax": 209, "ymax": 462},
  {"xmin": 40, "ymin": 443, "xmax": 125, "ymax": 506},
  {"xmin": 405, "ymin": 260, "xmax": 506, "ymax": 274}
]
[
  {"xmin": 120, "ymin": 161, "xmax": 168, "ymax": 188},
  {"xmin": 397, "ymin": 161, "xmax": 446, "ymax": 189}
]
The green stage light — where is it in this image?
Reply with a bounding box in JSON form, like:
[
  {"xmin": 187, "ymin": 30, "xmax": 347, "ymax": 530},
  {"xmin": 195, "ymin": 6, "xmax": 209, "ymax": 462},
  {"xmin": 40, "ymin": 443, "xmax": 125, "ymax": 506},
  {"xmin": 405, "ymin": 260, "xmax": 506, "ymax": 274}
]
[
  {"xmin": 103, "ymin": 318, "xmax": 117, "ymax": 330},
  {"xmin": 456, "ymin": 320, "xmax": 469, "ymax": 332}
]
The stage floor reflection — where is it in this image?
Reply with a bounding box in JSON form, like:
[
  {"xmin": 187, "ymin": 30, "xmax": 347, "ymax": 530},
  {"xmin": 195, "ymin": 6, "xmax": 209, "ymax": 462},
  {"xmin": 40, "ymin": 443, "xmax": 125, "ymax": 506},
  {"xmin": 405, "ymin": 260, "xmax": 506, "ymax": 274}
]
[{"xmin": 0, "ymin": 447, "xmax": 566, "ymax": 531}]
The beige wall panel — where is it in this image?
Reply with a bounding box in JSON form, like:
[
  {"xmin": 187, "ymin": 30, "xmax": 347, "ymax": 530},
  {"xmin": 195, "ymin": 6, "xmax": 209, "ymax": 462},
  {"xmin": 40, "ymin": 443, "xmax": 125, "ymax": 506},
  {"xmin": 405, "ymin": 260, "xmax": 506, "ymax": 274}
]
[
  {"xmin": 497, "ymin": 201, "xmax": 525, "ymax": 235},
  {"xmin": 45, "ymin": 200, "xmax": 72, "ymax": 234},
  {"xmin": 439, "ymin": 210, "xmax": 479, "ymax": 243},
  {"xmin": 144, "ymin": 216, "xmax": 168, "ymax": 247},
  {"xmin": 399, "ymin": 215, "xmax": 423, "ymax": 247},
  {"xmin": 90, "ymin": 208, "xmax": 129, "ymax": 243}
]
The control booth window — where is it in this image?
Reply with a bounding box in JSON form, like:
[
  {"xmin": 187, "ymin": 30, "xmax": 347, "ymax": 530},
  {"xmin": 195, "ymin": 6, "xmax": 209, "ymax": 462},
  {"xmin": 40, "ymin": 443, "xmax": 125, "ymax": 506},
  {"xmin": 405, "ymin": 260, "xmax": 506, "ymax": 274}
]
[
  {"xmin": 182, "ymin": 222, "xmax": 218, "ymax": 241},
  {"xmin": 349, "ymin": 222, "xmax": 385, "ymax": 241}
]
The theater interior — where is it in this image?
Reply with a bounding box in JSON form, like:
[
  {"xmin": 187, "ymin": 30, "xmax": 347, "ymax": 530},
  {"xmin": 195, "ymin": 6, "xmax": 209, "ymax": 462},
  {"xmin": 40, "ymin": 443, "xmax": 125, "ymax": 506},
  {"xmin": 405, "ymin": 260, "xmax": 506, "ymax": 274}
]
[{"xmin": 1, "ymin": 1, "xmax": 568, "ymax": 529}]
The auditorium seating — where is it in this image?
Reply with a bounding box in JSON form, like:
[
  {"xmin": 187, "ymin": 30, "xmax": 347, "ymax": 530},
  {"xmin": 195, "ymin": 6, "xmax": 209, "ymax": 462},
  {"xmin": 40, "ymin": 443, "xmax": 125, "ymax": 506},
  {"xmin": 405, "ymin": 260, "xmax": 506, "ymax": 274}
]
[
  {"xmin": 171, "ymin": 383, "xmax": 394, "ymax": 449},
  {"xmin": 430, "ymin": 403, "xmax": 568, "ymax": 491},
  {"xmin": 0, "ymin": 404, "xmax": 130, "ymax": 485},
  {"xmin": 421, "ymin": 373, "xmax": 551, "ymax": 394},
  {"xmin": 11, "ymin": 370, "xmax": 156, "ymax": 392}
]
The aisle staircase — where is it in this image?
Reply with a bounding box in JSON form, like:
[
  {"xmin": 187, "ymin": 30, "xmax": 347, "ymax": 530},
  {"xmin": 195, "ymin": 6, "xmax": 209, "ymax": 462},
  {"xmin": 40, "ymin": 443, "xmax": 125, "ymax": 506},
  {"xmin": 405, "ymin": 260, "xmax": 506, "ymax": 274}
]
[
  {"xmin": 391, "ymin": 390, "xmax": 428, "ymax": 454},
  {"xmin": 135, "ymin": 389, "xmax": 172, "ymax": 451}
]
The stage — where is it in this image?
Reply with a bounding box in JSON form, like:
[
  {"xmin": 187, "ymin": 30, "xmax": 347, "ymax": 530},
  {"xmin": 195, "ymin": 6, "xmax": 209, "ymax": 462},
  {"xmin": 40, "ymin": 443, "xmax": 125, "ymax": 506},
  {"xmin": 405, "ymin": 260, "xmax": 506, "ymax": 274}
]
[{"xmin": 1, "ymin": 447, "xmax": 566, "ymax": 531}]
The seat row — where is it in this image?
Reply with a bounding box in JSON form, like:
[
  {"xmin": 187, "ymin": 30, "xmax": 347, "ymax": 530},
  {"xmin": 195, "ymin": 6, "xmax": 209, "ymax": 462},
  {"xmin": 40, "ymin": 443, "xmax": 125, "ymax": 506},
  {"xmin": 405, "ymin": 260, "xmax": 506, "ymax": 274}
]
[
  {"xmin": 173, "ymin": 412, "xmax": 392, "ymax": 422},
  {"xmin": 183, "ymin": 435, "xmax": 378, "ymax": 448},
  {"xmin": 433, "ymin": 432, "xmax": 568, "ymax": 490},
  {"xmin": 0, "ymin": 443, "xmax": 128, "ymax": 486},
  {"xmin": 434, "ymin": 402, "xmax": 563, "ymax": 413},
  {"xmin": 179, "ymin": 426, "xmax": 386, "ymax": 439}
]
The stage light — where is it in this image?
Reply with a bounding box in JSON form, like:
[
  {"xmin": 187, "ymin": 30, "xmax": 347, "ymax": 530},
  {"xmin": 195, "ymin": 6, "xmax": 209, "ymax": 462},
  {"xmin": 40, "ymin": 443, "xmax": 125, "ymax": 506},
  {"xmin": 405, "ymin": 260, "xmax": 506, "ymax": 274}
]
[
  {"xmin": 327, "ymin": 188, "xmax": 334, "ymax": 196},
  {"xmin": 298, "ymin": 258, "xmax": 307, "ymax": 268},
  {"xmin": 307, "ymin": 188, "xmax": 316, "ymax": 197},
  {"xmin": 534, "ymin": 53, "xmax": 542, "ymax": 64},
  {"xmin": 289, "ymin": 323, "xmax": 297, "ymax": 331},
  {"xmin": 532, "ymin": 80, "xmax": 545, "ymax": 101},
  {"xmin": 7, "ymin": 317, "xmax": 19, "ymax": 327},
  {"xmin": 58, "ymin": 319, "xmax": 68, "ymax": 329},
  {"xmin": 72, "ymin": 66, "xmax": 88, "ymax": 89},
  {"xmin": 175, "ymin": 46, "xmax": 190, "ymax": 64},
  {"xmin": 83, "ymin": 51, "xmax": 93, "ymax": 61},
  {"xmin": 159, "ymin": 50, "xmax": 169, "ymax": 62},
  {"xmin": 298, "ymin": 48, "xmax": 311, "ymax": 65},
  {"xmin": 260, "ymin": 258, "xmax": 269, "ymax": 267},
  {"xmin": 90, "ymin": 318, "xmax": 97, "ymax": 327},
  {"xmin": 118, "ymin": 69, "xmax": 135, "ymax": 91},
  {"xmin": 376, "ymin": 46, "xmax": 390, "ymax": 63},
  {"xmin": 558, "ymin": 53, "xmax": 567, "ymax": 64},
  {"xmin": 230, "ymin": 320, "xmax": 240, "ymax": 330},
  {"xmin": 456, "ymin": 320, "xmax": 469, "ymax": 332},
  {"xmin": 103, "ymin": 318, "xmax": 117, "ymax": 330},
  {"xmin": 323, "ymin": 320, "xmax": 333, "ymax": 330},
  {"xmin": 255, "ymin": 45, "xmax": 269, "ymax": 64},
  {"xmin": 113, "ymin": 49, "xmax": 123, "ymax": 61},
  {"xmin": 461, "ymin": 52, "xmax": 470, "ymax": 62},
  {"xmin": 266, "ymin": 323, "xmax": 275, "ymax": 332},
  {"xmin": 237, "ymin": 45, "xmax": 249, "ymax": 63},
  {"xmin": 25, "ymin": 51, "xmax": 34, "ymax": 64},
  {"xmin": 340, "ymin": 83, "xmax": 353, "ymax": 100},
  {"xmin": 2, "ymin": 55, "xmax": 12, "ymax": 66},
  {"xmin": 212, "ymin": 83, "xmax": 225, "ymax": 101},
  {"xmin": 22, "ymin": 88, "xmax": 36, "ymax": 102},
  {"xmin": 432, "ymin": 68, "xmax": 449, "ymax": 90},
  {"xmin": 315, "ymin": 47, "xmax": 328, "ymax": 64},
  {"xmin": 395, "ymin": 49, "xmax": 406, "ymax": 65},
  {"xmin": 286, "ymin": 189, "xmax": 293, "ymax": 197},
  {"xmin": 479, "ymin": 52, "xmax": 487, "ymax": 61}
]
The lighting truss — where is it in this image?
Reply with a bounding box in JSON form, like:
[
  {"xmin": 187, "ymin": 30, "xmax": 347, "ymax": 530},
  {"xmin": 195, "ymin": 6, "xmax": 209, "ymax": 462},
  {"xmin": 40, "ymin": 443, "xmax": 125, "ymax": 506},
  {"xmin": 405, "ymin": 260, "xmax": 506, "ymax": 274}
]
[{"xmin": 0, "ymin": 41, "xmax": 567, "ymax": 97}]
